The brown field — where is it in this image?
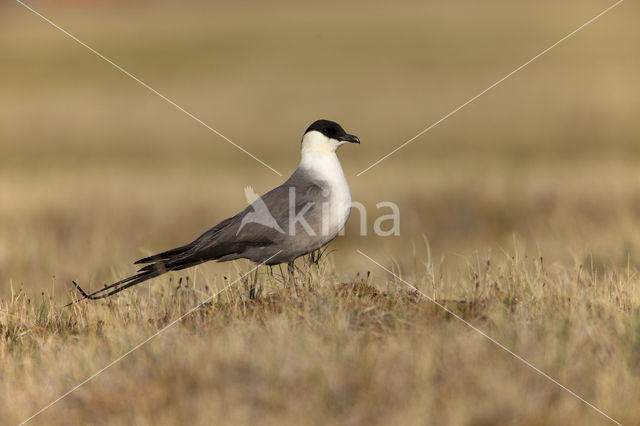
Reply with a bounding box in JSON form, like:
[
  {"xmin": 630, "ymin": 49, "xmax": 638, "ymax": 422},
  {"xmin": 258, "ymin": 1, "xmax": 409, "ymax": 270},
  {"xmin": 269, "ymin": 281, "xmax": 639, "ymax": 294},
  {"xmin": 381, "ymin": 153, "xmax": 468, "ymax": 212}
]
[{"xmin": 1, "ymin": 0, "xmax": 639, "ymax": 424}]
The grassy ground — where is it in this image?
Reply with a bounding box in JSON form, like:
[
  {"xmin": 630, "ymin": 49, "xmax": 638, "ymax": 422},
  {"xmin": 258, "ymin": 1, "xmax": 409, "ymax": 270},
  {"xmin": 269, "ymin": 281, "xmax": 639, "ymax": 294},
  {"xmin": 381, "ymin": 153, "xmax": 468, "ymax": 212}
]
[
  {"xmin": 2, "ymin": 252, "xmax": 640, "ymax": 424},
  {"xmin": 1, "ymin": 0, "xmax": 639, "ymax": 424}
]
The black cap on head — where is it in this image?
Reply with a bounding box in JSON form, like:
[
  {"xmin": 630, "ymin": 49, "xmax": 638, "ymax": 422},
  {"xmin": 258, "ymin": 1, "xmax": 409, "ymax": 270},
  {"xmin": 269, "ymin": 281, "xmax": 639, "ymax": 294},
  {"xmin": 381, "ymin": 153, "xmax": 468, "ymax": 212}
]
[{"xmin": 304, "ymin": 119, "xmax": 360, "ymax": 144}]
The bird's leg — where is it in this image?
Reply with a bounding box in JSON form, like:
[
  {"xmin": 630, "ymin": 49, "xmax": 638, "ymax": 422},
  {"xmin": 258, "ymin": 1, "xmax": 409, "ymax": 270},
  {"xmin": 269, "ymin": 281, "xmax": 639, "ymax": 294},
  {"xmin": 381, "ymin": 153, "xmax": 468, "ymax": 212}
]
[
  {"xmin": 268, "ymin": 266, "xmax": 277, "ymax": 293},
  {"xmin": 249, "ymin": 266, "xmax": 259, "ymax": 300},
  {"xmin": 288, "ymin": 261, "xmax": 298, "ymax": 297}
]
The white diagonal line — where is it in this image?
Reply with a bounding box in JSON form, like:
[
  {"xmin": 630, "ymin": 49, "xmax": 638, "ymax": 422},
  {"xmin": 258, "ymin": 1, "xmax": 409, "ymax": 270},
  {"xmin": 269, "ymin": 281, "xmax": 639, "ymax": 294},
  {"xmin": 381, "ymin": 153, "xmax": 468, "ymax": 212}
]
[
  {"xmin": 357, "ymin": 249, "xmax": 621, "ymax": 425},
  {"xmin": 14, "ymin": 0, "xmax": 283, "ymax": 177},
  {"xmin": 357, "ymin": 0, "xmax": 624, "ymax": 176},
  {"xmin": 19, "ymin": 251, "xmax": 281, "ymax": 425}
]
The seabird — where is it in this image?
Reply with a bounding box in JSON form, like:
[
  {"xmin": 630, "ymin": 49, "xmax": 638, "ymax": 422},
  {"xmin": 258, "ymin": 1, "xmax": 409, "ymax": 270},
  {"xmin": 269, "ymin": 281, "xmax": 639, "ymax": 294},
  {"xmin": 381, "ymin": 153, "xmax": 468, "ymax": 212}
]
[{"xmin": 71, "ymin": 119, "xmax": 359, "ymax": 301}]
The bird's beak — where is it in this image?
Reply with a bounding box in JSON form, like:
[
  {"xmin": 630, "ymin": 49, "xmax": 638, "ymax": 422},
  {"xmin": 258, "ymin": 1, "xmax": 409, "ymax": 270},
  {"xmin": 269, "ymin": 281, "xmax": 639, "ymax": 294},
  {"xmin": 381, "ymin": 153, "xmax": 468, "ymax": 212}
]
[{"xmin": 339, "ymin": 133, "xmax": 360, "ymax": 144}]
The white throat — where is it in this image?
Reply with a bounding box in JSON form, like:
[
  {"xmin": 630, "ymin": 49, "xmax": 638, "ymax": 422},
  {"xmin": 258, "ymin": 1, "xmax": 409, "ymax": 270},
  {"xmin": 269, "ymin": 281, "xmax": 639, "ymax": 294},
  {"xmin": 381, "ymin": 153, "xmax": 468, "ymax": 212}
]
[
  {"xmin": 297, "ymin": 131, "xmax": 352, "ymax": 238},
  {"xmin": 298, "ymin": 144, "xmax": 346, "ymax": 184}
]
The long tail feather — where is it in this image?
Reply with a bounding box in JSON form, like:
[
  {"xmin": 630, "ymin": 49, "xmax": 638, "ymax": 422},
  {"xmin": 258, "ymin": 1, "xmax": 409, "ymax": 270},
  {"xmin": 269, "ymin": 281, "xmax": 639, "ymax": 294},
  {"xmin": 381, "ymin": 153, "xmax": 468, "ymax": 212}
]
[
  {"xmin": 67, "ymin": 257, "xmax": 206, "ymax": 306},
  {"xmin": 134, "ymin": 243, "xmax": 192, "ymax": 265},
  {"xmin": 67, "ymin": 218, "xmax": 244, "ymax": 305},
  {"xmin": 66, "ymin": 270, "xmax": 161, "ymax": 306}
]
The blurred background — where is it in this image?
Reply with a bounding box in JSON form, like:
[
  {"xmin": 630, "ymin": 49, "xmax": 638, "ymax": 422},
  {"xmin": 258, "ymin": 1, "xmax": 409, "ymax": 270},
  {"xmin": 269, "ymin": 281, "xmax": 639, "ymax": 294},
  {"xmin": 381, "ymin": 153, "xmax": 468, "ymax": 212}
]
[{"xmin": 1, "ymin": 0, "xmax": 638, "ymax": 299}]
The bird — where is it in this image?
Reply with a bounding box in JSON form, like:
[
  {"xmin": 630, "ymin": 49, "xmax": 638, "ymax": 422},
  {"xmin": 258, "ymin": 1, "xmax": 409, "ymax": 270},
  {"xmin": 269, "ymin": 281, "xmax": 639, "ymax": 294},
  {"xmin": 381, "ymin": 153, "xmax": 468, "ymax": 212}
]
[{"xmin": 70, "ymin": 119, "xmax": 360, "ymax": 302}]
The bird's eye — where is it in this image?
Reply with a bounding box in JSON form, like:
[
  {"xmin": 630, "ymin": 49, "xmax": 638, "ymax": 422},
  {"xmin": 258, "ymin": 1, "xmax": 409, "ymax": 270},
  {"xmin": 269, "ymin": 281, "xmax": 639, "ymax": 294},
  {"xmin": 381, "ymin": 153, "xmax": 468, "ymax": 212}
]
[{"xmin": 322, "ymin": 128, "xmax": 336, "ymax": 138}]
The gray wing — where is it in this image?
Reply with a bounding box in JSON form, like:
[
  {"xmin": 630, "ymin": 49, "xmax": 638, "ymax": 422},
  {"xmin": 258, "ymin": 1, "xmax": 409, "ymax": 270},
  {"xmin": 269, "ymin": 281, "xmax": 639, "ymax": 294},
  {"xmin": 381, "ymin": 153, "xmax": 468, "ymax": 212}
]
[
  {"xmin": 196, "ymin": 173, "xmax": 329, "ymax": 263},
  {"xmin": 136, "ymin": 171, "xmax": 329, "ymax": 268},
  {"xmin": 236, "ymin": 176, "xmax": 328, "ymax": 241}
]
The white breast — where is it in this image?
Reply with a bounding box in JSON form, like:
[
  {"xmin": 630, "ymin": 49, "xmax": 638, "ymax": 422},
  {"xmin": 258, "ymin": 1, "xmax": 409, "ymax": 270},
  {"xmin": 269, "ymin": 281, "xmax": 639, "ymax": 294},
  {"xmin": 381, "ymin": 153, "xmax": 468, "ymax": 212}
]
[{"xmin": 298, "ymin": 150, "xmax": 351, "ymax": 240}]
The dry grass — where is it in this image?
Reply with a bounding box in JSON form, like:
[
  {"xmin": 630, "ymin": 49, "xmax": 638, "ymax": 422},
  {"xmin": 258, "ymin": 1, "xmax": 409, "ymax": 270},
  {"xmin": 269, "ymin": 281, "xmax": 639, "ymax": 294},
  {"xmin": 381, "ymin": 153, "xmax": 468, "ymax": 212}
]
[
  {"xmin": 2, "ymin": 251, "xmax": 640, "ymax": 425},
  {"xmin": 2, "ymin": 0, "xmax": 640, "ymax": 424}
]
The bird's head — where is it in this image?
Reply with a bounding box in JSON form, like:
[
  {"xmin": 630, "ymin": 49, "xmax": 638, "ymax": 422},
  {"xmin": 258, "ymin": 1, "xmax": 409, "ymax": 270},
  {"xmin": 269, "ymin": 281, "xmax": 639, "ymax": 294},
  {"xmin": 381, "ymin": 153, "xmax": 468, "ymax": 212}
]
[{"xmin": 301, "ymin": 119, "xmax": 360, "ymax": 154}]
